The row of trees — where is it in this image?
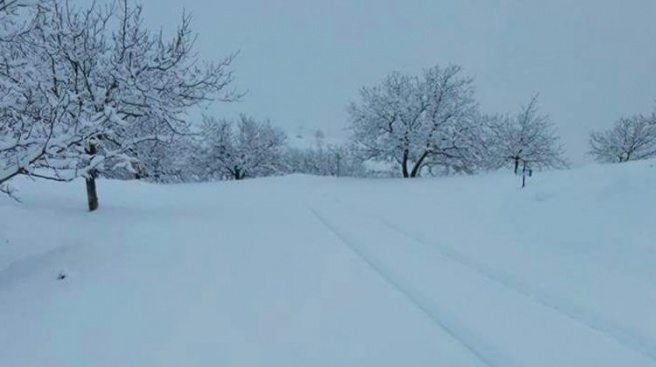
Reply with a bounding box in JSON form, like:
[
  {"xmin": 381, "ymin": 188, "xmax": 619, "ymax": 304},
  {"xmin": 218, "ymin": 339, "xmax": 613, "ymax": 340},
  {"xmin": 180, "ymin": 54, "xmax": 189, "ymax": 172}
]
[
  {"xmin": 123, "ymin": 116, "xmax": 366, "ymax": 183},
  {"xmin": 124, "ymin": 65, "xmax": 656, "ymax": 184},
  {"xmin": 2, "ymin": 1, "xmax": 654, "ymax": 211},
  {"xmin": 0, "ymin": 0, "xmax": 365, "ymax": 210},
  {"xmin": 348, "ymin": 64, "xmax": 656, "ymax": 176},
  {"xmin": 348, "ymin": 65, "xmax": 568, "ymax": 178}
]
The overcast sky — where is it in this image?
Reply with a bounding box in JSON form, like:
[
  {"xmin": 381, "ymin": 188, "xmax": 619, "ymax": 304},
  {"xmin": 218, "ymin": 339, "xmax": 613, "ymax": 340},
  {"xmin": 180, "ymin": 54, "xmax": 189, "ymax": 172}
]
[{"xmin": 88, "ymin": 0, "xmax": 656, "ymax": 164}]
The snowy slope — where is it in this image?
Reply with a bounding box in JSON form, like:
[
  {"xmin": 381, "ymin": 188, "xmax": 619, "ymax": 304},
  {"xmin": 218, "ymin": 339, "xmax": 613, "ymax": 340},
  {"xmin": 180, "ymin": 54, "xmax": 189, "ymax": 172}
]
[{"xmin": 1, "ymin": 160, "xmax": 655, "ymax": 366}]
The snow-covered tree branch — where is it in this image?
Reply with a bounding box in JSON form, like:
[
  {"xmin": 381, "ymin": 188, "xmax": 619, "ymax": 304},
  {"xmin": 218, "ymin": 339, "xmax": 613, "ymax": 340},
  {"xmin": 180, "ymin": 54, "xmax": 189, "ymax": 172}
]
[{"xmin": 0, "ymin": 0, "xmax": 238, "ymax": 210}]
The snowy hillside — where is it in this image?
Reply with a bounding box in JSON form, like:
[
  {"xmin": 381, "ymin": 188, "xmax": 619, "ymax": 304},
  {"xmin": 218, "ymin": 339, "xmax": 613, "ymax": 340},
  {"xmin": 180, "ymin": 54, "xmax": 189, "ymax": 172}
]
[{"xmin": 1, "ymin": 160, "xmax": 655, "ymax": 367}]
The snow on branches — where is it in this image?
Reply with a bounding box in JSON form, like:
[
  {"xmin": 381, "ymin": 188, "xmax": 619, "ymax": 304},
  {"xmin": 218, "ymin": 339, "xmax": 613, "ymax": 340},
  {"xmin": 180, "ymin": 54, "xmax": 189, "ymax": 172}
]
[
  {"xmin": 589, "ymin": 114, "xmax": 656, "ymax": 163},
  {"xmin": 348, "ymin": 65, "xmax": 482, "ymax": 178},
  {"xmin": 0, "ymin": 0, "xmax": 238, "ymax": 210},
  {"xmin": 487, "ymin": 95, "xmax": 568, "ymax": 174},
  {"xmin": 198, "ymin": 115, "xmax": 287, "ymax": 180}
]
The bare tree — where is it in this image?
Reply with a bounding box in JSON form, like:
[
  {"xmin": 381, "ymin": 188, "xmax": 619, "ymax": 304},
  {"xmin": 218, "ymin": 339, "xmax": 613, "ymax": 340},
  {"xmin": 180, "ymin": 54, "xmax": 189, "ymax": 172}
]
[
  {"xmin": 488, "ymin": 95, "xmax": 567, "ymax": 174},
  {"xmin": 199, "ymin": 115, "xmax": 287, "ymax": 180},
  {"xmin": 0, "ymin": 0, "xmax": 238, "ymax": 210},
  {"xmin": 348, "ymin": 64, "xmax": 481, "ymax": 178},
  {"xmin": 589, "ymin": 114, "xmax": 656, "ymax": 163}
]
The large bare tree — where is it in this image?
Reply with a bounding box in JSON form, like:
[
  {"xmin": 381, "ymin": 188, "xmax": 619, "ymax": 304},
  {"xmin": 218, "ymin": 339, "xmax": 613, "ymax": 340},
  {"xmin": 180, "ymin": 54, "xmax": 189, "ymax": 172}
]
[
  {"xmin": 0, "ymin": 0, "xmax": 238, "ymax": 210},
  {"xmin": 348, "ymin": 64, "xmax": 481, "ymax": 178}
]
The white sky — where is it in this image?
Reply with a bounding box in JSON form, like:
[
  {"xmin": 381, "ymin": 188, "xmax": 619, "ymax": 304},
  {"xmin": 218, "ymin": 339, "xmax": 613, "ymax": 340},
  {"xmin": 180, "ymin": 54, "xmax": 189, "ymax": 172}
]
[{"xmin": 81, "ymin": 0, "xmax": 656, "ymax": 163}]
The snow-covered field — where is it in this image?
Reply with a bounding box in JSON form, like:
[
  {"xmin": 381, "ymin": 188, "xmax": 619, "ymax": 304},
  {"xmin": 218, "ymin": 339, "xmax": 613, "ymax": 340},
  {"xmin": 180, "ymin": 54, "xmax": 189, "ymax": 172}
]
[{"xmin": 1, "ymin": 160, "xmax": 655, "ymax": 367}]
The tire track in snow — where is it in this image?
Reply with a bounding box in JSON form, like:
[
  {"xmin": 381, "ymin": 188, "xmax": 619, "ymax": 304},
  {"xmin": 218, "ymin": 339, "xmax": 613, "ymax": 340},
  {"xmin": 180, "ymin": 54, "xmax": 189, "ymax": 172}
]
[
  {"xmin": 308, "ymin": 206, "xmax": 515, "ymax": 367},
  {"xmin": 371, "ymin": 212, "xmax": 656, "ymax": 363}
]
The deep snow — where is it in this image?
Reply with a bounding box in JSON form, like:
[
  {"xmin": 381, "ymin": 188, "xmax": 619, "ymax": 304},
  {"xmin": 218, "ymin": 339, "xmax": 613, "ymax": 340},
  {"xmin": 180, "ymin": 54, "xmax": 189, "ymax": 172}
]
[{"xmin": 1, "ymin": 160, "xmax": 655, "ymax": 366}]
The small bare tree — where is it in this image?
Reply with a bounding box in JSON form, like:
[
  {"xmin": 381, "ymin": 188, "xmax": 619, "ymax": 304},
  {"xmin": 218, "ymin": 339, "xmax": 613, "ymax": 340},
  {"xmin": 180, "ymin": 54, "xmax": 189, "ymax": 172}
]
[
  {"xmin": 488, "ymin": 95, "xmax": 567, "ymax": 174},
  {"xmin": 199, "ymin": 115, "xmax": 287, "ymax": 180},
  {"xmin": 589, "ymin": 114, "xmax": 656, "ymax": 163}
]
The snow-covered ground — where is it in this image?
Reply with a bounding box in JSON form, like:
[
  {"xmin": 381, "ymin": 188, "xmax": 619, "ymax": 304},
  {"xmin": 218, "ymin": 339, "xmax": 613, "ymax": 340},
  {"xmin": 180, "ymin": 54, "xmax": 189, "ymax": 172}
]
[{"xmin": 1, "ymin": 160, "xmax": 655, "ymax": 367}]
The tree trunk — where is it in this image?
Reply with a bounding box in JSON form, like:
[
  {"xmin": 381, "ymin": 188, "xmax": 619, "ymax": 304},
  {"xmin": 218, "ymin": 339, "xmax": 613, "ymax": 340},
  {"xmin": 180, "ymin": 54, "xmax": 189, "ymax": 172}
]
[
  {"xmin": 410, "ymin": 150, "xmax": 430, "ymax": 178},
  {"xmin": 85, "ymin": 143, "xmax": 99, "ymax": 212},
  {"xmin": 86, "ymin": 174, "xmax": 99, "ymax": 211},
  {"xmin": 401, "ymin": 150, "xmax": 410, "ymax": 178},
  {"xmin": 234, "ymin": 166, "xmax": 246, "ymax": 180},
  {"xmin": 513, "ymin": 157, "xmax": 520, "ymax": 174}
]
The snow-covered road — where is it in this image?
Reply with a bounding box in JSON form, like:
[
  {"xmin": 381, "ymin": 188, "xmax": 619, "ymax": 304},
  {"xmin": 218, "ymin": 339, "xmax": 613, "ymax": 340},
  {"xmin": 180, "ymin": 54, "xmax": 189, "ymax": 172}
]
[
  {"xmin": 1, "ymin": 160, "xmax": 655, "ymax": 366},
  {"xmin": 309, "ymin": 200, "xmax": 655, "ymax": 366}
]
